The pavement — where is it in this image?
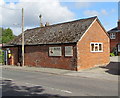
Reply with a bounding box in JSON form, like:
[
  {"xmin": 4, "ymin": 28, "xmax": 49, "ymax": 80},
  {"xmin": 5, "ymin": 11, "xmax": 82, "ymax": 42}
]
[{"xmin": 1, "ymin": 56, "xmax": 120, "ymax": 81}]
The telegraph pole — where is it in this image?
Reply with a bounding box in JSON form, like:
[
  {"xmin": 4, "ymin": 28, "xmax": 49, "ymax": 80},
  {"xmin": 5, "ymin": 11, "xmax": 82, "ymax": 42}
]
[{"xmin": 22, "ymin": 8, "xmax": 24, "ymax": 67}]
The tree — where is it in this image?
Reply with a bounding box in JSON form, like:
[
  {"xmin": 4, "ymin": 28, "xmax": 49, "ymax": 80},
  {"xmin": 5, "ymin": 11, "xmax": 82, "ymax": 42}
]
[{"xmin": 0, "ymin": 27, "xmax": 15, "ymax": 44}]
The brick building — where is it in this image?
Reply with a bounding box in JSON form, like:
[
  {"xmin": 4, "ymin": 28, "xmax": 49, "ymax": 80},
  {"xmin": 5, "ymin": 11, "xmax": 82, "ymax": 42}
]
[
  {"xmin": 108, "ymin": 20, "xmax": 120, "ymax": 56},
  {"xmin": 3, "ymin": 16, "xmax": 110, "ymax": 71}
]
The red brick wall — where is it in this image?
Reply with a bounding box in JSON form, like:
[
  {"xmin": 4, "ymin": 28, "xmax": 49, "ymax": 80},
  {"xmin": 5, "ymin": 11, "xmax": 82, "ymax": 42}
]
[
  {"xmin": 77, "ymin": 20, "xmax": 110, "ymax": 70},
  {"xmin": 24, "ymin": 44, "xmax": 77, "ymax": 70},
  {"xmin": 109, "ymin": 32, "xmax": 120, "ymax": 52},
  {"xmin": 11, "ymin": 47, "xmax": 18, "ymax": 65}
]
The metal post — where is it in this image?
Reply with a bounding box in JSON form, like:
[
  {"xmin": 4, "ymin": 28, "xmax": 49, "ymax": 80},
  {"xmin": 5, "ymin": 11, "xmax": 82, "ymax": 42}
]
[
  {"xmin": 22, "ymin": 8, "xmax": 24, "ymax": 67},
  {"xmin": 5, "ymin": 50, "xmax": 7, "ymax": 65}
]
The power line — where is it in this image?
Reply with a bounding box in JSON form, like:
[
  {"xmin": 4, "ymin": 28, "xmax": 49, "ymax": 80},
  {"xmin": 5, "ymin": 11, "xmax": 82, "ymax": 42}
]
[{"xmin": 0, "ymin": 5, "xmax": 21, "ymax": 10}]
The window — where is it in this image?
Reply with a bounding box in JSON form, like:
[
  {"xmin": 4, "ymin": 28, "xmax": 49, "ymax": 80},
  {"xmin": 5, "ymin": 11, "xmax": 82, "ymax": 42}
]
[
  {"xmin": 110, "ymin": 33, "xmax": 116, "ymax": 39},
  {"xmin": 65, "ymin": 46, "xmax": 73, "ymax": 56},
  {"xmin": 49, "ymin": 47, "xmax": 62, "ymax": 56},
  {"xmin": 90, "ymin": 42, "xmax": 103, "ymax": 52},
  {"xmin": 118, "ymin": 45, "xmax": 120, "ymax": 52}
]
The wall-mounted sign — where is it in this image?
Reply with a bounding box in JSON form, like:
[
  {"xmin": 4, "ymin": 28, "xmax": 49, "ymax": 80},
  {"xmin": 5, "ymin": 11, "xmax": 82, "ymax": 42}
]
[
  {"xmin": 49, "ymin": 47, "xmax": 62, "ymax": 56},
  {"xmin": 65, "ymin": 46, "xmax": 73, "ymax": 56}
]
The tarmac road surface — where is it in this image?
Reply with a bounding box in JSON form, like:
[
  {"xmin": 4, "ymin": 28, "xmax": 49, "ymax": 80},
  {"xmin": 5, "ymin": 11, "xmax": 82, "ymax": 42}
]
[{"xmin": 1, "ymin": 67, "xmax": 119, "ymax": 96}]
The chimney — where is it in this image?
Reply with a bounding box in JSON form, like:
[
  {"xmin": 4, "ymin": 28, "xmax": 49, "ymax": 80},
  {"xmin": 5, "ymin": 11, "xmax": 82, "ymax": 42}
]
[
  {"xmin": 40, "ymin": 23, "xmax": 44, "ymax": 27},
  {"xmin": 118, "ymin": 2, "xmax": 120, "ymax": 30},
  {"xmin": 45, "ymin": 22, "xmax": 49, "ymax": 26},
  {"xmin": 118, "ymin": 20, "xmax": 120, "ymax": 30}
]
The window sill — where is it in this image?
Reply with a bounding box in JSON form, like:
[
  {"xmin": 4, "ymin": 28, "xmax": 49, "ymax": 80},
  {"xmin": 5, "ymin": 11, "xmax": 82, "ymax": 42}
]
[
  {"xmin": 49, "ymin": 56, "xmax": 62, "ymax": 57},
  {"xmin": 90, "ymin": 51, "xmax": 103, "ymax": 53},
  {"xmin": 65, "ymin": 55, "xmax": 73, "ymax": 57},
  {"xmin": 110, "ymin": 38, "xmax": 116, "ymax": 39}
]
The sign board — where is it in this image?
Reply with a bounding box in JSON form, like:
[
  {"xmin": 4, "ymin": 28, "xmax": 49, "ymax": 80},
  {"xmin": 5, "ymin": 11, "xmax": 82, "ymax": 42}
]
[
  {"xmin": 49, "ymin": 47, "xmax": 62, "ymax": 56},
  {"xmin": 65, "ymin": 46, "xmax": 73, "ymax": 56}
]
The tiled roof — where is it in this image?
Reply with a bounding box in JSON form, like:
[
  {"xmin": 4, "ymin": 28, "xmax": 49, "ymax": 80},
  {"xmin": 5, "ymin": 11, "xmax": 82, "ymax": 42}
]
[
  {"xmin": 108, "ymin": 27, "xmax": 120, "ymax": 33},
  {"xmin": 8, "ymin": 16, "xmax": 97, "ymax": 45}
]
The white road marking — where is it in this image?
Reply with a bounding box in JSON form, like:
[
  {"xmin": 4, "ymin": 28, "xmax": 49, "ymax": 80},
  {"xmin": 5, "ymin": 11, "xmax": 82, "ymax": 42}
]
[
  {"xmin": 1, "ymin": 77, "xmax": 72, "ymax": 94},
  {"xmin": 0, "ymin": 77, "xmax": 13, "ymax": 81},
  {"xmin": 25, "ymin": 82, "xmax": 72, "ymax": 94},
  {"xmin": 61, "ymin": 90, "xmax": 72, "ymax": 94}
]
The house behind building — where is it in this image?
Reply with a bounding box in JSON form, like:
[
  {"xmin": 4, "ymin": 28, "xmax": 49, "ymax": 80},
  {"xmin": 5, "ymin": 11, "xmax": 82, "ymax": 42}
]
[{"xmin": 108, "ymin": 20, "xmax": 120, "ymax": 56}]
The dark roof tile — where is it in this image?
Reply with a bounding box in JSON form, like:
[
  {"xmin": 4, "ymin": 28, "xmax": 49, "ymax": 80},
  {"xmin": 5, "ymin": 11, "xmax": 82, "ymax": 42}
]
[
  {"xmin": 8, "ymin": 16, "xmax": 97, "ymax": 45},
  {"xmin": 108, "ymin": 27, "xmax": 120, "ymax": 33}
]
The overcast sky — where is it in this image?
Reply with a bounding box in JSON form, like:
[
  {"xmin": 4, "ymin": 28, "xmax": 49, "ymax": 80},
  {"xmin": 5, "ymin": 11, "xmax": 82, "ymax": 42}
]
[{"xmin": 0, "ymin": 0, "xmax": 119, "ymax": 35}]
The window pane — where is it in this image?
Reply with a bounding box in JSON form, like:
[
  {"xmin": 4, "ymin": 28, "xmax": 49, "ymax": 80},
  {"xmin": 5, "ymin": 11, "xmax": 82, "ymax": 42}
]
[
  {"xmin": 95, "ymin": 46, "xmax": 98, "ymax": 51},
  {"xmin": 99, "ymin": 44, "xmax": 102, "ymax": 51},
  {"xmin": 110, "ymin": 33, "xmax": 116, "ymax": 39},
  {"xmin": 49, "ymin": 47, "xmax": 62, "ymax": 56},
  {"xmin": 65, "ymin": 46, "xmax": 73, "ymax": 56},
  {"xmin": 91, "ymin": 44, "xmax": 94, "ymax": 51}
]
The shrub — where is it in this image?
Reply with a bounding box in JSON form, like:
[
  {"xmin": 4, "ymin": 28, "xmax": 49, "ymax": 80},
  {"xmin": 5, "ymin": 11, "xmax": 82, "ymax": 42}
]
[
  {"xmin": 0, "ymin": 49, "xmax": 4, "ymax": 64},
  {"xmin": 110, "ymin": 53, "xmax": 115, "ymax": 57}
]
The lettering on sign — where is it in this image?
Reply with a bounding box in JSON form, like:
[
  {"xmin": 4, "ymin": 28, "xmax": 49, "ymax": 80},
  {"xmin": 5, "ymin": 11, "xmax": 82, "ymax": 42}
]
[{"xmin": 49, "ymin": 47, "xmax": 62, "ymax": 56}]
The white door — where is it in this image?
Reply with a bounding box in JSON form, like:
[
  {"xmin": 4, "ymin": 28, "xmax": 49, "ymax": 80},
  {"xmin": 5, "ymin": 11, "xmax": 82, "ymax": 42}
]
[{"xmin": 118, "ymin": 45, "xmax": 120, "ymax": 52}]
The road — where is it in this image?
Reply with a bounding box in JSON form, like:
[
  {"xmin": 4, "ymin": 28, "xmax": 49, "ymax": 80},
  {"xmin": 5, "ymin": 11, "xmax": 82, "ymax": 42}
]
[{"xmin": 1, "ymin": 67, "xmax": 119, "ymax": 96}]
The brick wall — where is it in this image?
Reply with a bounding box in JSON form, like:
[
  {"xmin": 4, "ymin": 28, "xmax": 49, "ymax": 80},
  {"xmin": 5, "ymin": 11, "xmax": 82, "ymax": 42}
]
[
  {"xmin": 77, "ymin": 20, "xmax": 110, "ymax": 70},
  {"xmin": 11, "ymin": 47, "xmax": 18, "ymax": 65},
  {"xmin": 24, "ymin": 44, "xmax": 77, "ymax": 70}
]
